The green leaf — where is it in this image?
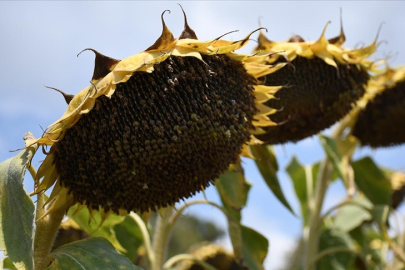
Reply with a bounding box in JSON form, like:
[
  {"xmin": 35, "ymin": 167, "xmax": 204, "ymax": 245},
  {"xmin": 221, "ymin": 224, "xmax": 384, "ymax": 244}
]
[
  {"xmin": 317, "ymin": 229, "xmax": 355, "ymax": 270},
  {"xmin": 215, "ymin": 163, "xmax": 250, "ymax": 211},
  {"xmin": 227, "ymin": 219, "xmax": 243, "ymax": 265},
  {"xmin": 241, "ymin": 225, "xmax": 268, "ymax": 270},
  {"xmin": 46, "ymin": 237, "xmax": 143, "ymax": 270},
  {"xmin": 250, "ymin": 145, "xmax": 294, "ymax": 215},
  {"xmin": 67, "ymin": 205, "xmax": 125, "ymax": 252},
  {"xmin": 352, "ymin": 157, "xmax": 392, "ymax": 205},
  {"xmin": 286, "ymin": 157, "xmax": 315, "ymax": 225},
  {"xmin": 319, "ymin": 135, "xmax": 346, "ymax": 182},
  {"xmin": 215, "ymin": 163, "xmax": 250, "ymax": 264},
  {"xmin": 0, "ymin": 146, "xmax": 37, "ymax": 270},
  {"xmin": 215, "ymin": 163, "xmax": 251, "ymax": 222},
  {"xmin": 333, "ymin": 197, "xmax": 372, "ymax": 232},
  {"xmin": 370, "ymin": 205, "xmax": 390, "ymax": 229},
  {"xmin": 112, "ymin": 216, "xmax": 143, "ymax": 262},
  {"xmin": 2, "ymin": 257, "xmax": 17, "ymax": 270}
]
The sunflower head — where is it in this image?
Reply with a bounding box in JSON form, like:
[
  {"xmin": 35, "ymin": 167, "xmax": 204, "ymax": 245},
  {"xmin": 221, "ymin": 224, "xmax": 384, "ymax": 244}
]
[
  {"xmin": 352, "ymin": 66, "xmax": 405, "ymax": 147},
  {"xmin": 30, "ymin": 8, "xmax": 284, "ymax": 215},
  {"xmin": 176, "ymin": 243, "xmax": 241, "ymax": 270},
  {"xmin": 252, "ymin": 19, "xmax": 380, "ymax": 144}
]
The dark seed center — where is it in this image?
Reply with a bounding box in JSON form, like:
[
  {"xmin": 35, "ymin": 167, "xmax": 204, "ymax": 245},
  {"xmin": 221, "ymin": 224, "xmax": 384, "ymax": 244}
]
[{"xmin": 53, "ymin": 54, "xmax": 257, "ymax": 213}]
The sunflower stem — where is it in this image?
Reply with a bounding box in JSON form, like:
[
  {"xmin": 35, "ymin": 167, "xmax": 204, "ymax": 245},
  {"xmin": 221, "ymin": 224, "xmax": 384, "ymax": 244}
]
[
  {"xmin": 151, "ymin": 207, "xmax": 173, "ymax": 270},
  {"xmin": 163, "ymin": 254, "xmax": 217, "ymax": 270},
  {"xmin": 129, "ymin": 212, "xmax": 155, "ymax": 266},
  {"xmin": 33, "ymin": 193, "xmax": 66, "ymax": 270},
  {"xmin": 303, "ymin": 114, "xmax": 359, "ymax": 270},
  {"xmin": 304, "ymin": 157, "xmax": 333, "ymax": 270}
]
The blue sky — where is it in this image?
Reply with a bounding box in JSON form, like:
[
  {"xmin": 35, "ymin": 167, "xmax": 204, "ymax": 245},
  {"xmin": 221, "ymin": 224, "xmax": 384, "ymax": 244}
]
[{"xmin": 1, "ymin": 1, "xmax": 405, "ymax": 269}]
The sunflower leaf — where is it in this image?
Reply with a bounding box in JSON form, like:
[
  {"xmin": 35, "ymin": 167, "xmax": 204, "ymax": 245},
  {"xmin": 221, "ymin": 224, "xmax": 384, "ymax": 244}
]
[
  {"xmin": 319, "ymin": 135, "xmax": 346, "ymax": 183},
  {"xmin": 352, "ymin": 157, "xmax": 391, "ymax": 205},
  {"xmin": 215, "ymin": 163, "xmax": 251, "ymax": 222},
  {"xmin": 0, "ymin": 146, "xmax": 37, "ymax": 270},
  {"xmin": 215, "ymin": 163, "xmax": 251, "ymax": 266},
  {"xmin": 67, "ymin": 205, "xmax": 126, "ymax": 253},
  {"xmin": 112, "ymin": 216, "xmax": 143, "ymax": 262},
  {"xmin": 241, "ymin": 225, "xmax": 268, "ymax": 270},
  {"xmin": 317, "ymin": 229, "xmax": 355, "ymax": 270},
  {"xmin": 370, "ymin": 205, "xmax": 390, "ymax": 229},
  {"xmin": 2, "ymin": 257, "xmax": 18, "ymax": 270},
  {"xmin": 227, "ymin": 219, "xmax": 243, "ymax": 265},
  {"xmin": 286, "ymin": 157, "xmax": 315, "ymax": 226},
  {"xmin": 333, "ymin": 197, "xmax": 372, "ymax": 233},
  {"xmin": 46, "ymin": 237, "xmax": 143, "ymax": 270},
  {"xmin": 250, "ymin": 145, "xmax": 295, "ymax": 215}
]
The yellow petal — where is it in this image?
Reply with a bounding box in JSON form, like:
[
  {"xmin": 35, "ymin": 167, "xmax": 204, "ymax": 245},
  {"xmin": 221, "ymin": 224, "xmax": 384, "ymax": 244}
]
[
  {"xmin": 253, "ymin": 114, "xmax": 277, "ymax": 127},
  {"xmin": 254, "ymin": 91, "xmax": 275, "ymax": 103},
  {"xmin": 255, "ymin": 103, "xmax": 277, "ymax": 116},
  {"xmin": 254, "ymin": 85, "xmax": 282, "ymax": 95}
]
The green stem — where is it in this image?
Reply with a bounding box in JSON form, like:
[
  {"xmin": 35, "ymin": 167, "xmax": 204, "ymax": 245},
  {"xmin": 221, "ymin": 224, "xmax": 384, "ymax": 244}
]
[
  {"xmin": 169, "ymin": 200, "xmax": 227, "ymax": 225},
  {"xmin": 151, "ymin": 207, "xmax": 173, "ymax": 270},
  {"xmin": 304, "ymin": 158, "xmax": 333, "ymax": 270},
  {"xmin": 151, "ymin": 200, "xmax": 228, "ymax": 270},
  {"xmin": 33, "ymin": 192, "xmax": 66, "ymax": 270},
  {"xmin": 129, "ymin": 212, "xmax": 154, "ymax": 266},
  {"xmin": 163, "ymin": 254, "xmax": 217, "ymax": 270}
]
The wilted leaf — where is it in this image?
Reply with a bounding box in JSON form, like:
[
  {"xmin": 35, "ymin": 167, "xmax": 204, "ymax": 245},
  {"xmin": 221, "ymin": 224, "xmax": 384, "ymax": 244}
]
[
  {"xmin": 46, "ymin": 237, "xmax": 142, "ymax": 270},
  {"xmin": 352, "ymin": 157, "xmax": 391, "ymax": 205},
  {"xmin": 334, "ymin": 197, "xmax": 372, "ymax": 232},
  {"xmin": 250, "ymin": 145, "xmax": 294, "ymax": 215},
  {"xmin": 317, "ymin": 229, "xmax": 355, "ymax": 270},
  {"xmin": 241, "ymin": 225, "xmax": 268, "ymax": 270},
  {"xmin": 0, "ymin": 146, "xmax": 37, "ymax": 270}
]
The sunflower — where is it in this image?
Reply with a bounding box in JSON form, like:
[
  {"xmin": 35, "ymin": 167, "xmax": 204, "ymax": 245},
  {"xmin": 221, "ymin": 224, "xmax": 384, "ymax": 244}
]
[
  {"xmin": 175, "ymin": 243, "xmax": 240, "ymax": 270},
  {"xmin": 27, "ymin": 8, "xmax": 284, "ymax": 215},
  {"xmin": 352, "ymin": 66, "xmax": 405, "ymax": 147},
  {"xmin": 252, "ymin": 19, "xmax": 380, "ymax": 144}
]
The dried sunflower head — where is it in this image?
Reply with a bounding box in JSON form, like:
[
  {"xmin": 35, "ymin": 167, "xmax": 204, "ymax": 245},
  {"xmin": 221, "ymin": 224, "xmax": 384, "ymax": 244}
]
[
  {"xmin": 252, "ymin": 20, "xmax": 379, "ymax": 144},
  {"xmin": 28, "ymin": 9, "xmax": 284, "ymax": 215},
  {"xmin": 352, "ymin": 66, "xmax": 405, "ymax": 147},
  {"xmin": 176, "ymin": 243, "xmax": 241, "ymax": 270}
]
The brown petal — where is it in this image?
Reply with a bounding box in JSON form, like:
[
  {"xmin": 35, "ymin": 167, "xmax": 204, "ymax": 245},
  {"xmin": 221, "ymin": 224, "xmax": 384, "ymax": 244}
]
[{"xmin": 77, "ymin": 48, "xmax": 120, "ymax": 83}]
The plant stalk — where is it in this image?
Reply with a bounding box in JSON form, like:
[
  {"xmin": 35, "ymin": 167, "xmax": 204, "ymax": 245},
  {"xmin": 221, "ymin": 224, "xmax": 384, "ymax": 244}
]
[
  {"xmin": 304, "ymin": 158, "xmax": 333, "ymax": 270},
  {"xmin": 151, "ymin": 207, "xmax": 173, "ymax": 270},
  {"xmin": 129, "ymin": 212, "xmax": 155, "ymax": 266},
  {"xmin": 33, "ymin": 192, "xmax": 66, "ymax": 270}
]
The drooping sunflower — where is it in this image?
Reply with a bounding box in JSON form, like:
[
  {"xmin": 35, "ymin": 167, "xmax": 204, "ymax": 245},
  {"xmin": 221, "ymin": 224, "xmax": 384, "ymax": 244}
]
[
  {"xmin": 251, "ymin": 19, "xmax": 380, "ymax": 144},
  {"xmin": 176, "ymin": 243, "xmax": 240, "ymax": 270},
  {"xmin": 352, "ymin": 66, "xmax": 405, "ymax": 147},
  {"xmin": 27, "ymin": 9, "xmax": 284, "ymax": 215}
]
